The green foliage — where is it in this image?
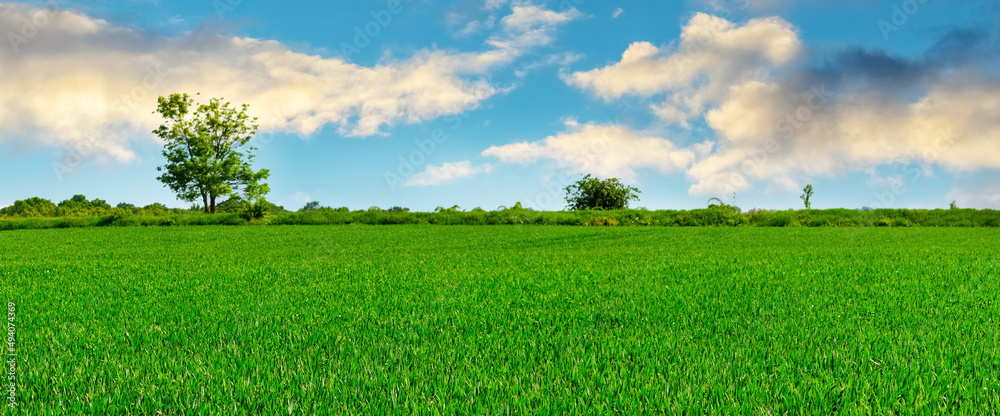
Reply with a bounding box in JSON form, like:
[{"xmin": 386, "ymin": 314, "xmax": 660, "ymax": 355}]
[
  {"xmin": 706, "ymin": 197, "xmax": 741, "ymax": 213},
  {"xmin": 5, "ymin": 205, "xmax": 1000, "ymax": 230},
  {"xmin": 950, "ymin": 200, "xmax": 959, "ymax": 210},
  {"xmin": 800, "ymin": 184, "xmax": 814, "ymax": 209},
  {"xmin": 4, "ymin": 226, "xmax": 999, "ymax": 413},
  {"xmin": 153, "ymin": 93, "xmax": 270, "ymax": 214},
  {"xmin": 239, "ymin": 198, "xmax": 270, "ymax": 222},
  {"xmin": 215, "ymin": 197, "xmax": 244, "ymax": 213},
  {"xmin": 434, "ymin": 205, "xmax": 462, "ymax": 213},
  {"xmin": 0, "ymin": 197, "xmax": 58, "ymax": 217},
  {"xmin": 564, "ymin": 174, "xmax": 640, "ymax": 210},
  {"xmin": 117, "ymin": 203, "xmax": 138, "ymax": 213},
  {"xmin": 299, "ymin": 201, "xmax": 321, "ymax": 212}
]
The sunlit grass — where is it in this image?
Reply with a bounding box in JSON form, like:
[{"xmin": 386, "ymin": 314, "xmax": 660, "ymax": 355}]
[{"xmin": 2, "ymin": 226, "xmax": 998, "ymax": 414}]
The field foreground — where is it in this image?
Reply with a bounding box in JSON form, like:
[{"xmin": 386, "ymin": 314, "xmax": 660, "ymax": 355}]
[{"xmin": 2, "ymin": 226, "xmax": 999, "ymax": 414}]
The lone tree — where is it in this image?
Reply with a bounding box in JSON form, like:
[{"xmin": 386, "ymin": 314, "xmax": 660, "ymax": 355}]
[
  {"xmin": 153, "ymin": 93, "xmax": 270, "ymax": 214},
  {"xmin": 800, "ymin": 184, "xmax": 814, "ymax": 209},
  {"xmin": 564, "ymin": 174, "xmax": 640, "ymax": 210}
]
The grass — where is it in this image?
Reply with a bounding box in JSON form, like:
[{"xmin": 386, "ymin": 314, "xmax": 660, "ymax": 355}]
[{"xmin": 2, "ymin": 226, "xmax": 999, "ymax": 414}]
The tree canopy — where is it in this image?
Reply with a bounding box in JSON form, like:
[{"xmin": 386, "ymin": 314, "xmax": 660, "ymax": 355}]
[
  {"xmin": 564, "ymin": 175, "xmax": 641, "ymax": 210},
  {"xmin": 153, "ymin": 93, "xmax": 270, "ymax": 214}
]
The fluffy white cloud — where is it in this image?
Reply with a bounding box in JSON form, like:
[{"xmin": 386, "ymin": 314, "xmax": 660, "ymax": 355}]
[
  {"xmin": 563, "ymin": 13, "xmax": 1000, "ymax": 196},
  {"xmin": 404, "ymin": 161, "xmax": 494, "ymax": 186},
  {"xmin": 687, "ymin": 76, "xmax": 1000, "ymax": 194},
  {"xmin": 701, "ymin": 0, "xmax": 789, "ymax": 14},
  {"xmin": 291, "ymin": 191, "xmax": 312, "ymax": 204},
  {"xmin": 612, "ymin": 8, "xmax": 624, "ymax": 19},
  {"xmin": 566, "ymin": 13, "xmax": 801, "ymax": 124},
  {"xmin": 487, "ymin": 4, "xmax": 583, "ymax": 52},
  {"xmin": 482, "ymin": 119, "xmax": 701, "ymax": 181},
  {"xmin": 947, "ymin": 184, "xmax": 1000, "ymax": 209},
  {"xmin": 484, "ymin": 0, "xmax": 509, "ymax": 11},
  {"xmin": 0, "ymin": 1, "xmax": 578, "ymax": 162}
]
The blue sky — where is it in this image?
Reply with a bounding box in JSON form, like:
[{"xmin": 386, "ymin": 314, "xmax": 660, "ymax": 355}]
[{"xmin": 1, "ymin": 0, "xmax": 998, "ymax": 211}]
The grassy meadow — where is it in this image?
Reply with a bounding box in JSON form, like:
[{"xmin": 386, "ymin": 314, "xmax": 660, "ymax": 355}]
[{"xmin": 2, "ymin": 226, "xmax": 999, "ymax": 414}]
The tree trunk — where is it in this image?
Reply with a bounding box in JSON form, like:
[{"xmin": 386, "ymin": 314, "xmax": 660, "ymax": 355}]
[
  {"xmin": 202, "ymin": 193, "xmax": 210, "ymax": 214},
  {"xmin": 210, "ymin": 194, "xmax": 217, "ymax": 214}
]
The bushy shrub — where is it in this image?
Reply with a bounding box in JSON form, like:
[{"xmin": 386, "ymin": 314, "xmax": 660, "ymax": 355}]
[
  {"xmin": 239, "ymin": 199, "xmax": 270, "ymax": 222},
  {"xmin": 584, "ymin": 216, "xmax": 620, "ymax": 226}
]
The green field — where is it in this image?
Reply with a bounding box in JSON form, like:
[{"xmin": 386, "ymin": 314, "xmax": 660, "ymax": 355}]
[{"xmin": 3, "ymin": 226, "xmax": 999, "ymax": 414}]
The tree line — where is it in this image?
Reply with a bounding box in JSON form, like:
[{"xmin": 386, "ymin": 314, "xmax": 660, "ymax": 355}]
[{"xmin": 0, "ymin": 194, "xmax": 288, "ymax": 219}]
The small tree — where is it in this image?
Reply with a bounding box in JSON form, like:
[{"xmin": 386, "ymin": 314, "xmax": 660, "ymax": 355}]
[
  {"xmin": 299, "ymin": 201, "xmax": 321, "ymax": 212},
  {"xmin": 949, "ymin": 201, "xmax": 959, "ymax": 210},
  {"xmin": 707, "ymin": 197, "xmax": 740, "ymax": 213},
  {"xmin": 153, "ymin": 93, "xmax": 270, "ymax": 214},
  {"xmin": 800, "ymin": 184, "xmax": 814, "ymax": 209},
  {"xmin": 564, "ymin": 174, "xmax": 640, "ymax": 210}
]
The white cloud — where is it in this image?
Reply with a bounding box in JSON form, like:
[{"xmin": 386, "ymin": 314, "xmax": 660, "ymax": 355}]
[
  {"xmin": 612, "ymin": 8, "xmax": 624, "ymax": 19},
  {"xmin": 404, "ymin": 161, "xmax": 494, "ymax": 186},
  {"xmin": 562, "ymin": 13, "xmax": 1000, "ymax": 195},
  {"xmin": 452, "ymin": 15, "xmax": 497, "ymax": 38},
  {"xmin": 482, "ymin": 119, "xmax": 700, "ymax": 181},
  {"xmin": 484, "ymin": 0, "xmax": 508, "ymax": 11},
  {"xmin": 947, "ymin": 184, "xmax": 1000, "ymax": 209},
  {"xmin": 0, "ymin": 2, "xmax": 578, "ymax": 162},
  {"xmin": 487, "ymin": 4, "xmax": 583, "ymax": 52},
  {"xmin": 566, "ymin": 13, "xmax": 801, "ymax": 125},
  {"xmin": 701, "ymin": 0, "xmax": 789, "ymax": 14},
  {"xmin": 515, "ymin": 51, "xmax": 584, "ymax": 77},
  {"xmin": 291, "ymin": 191, "xmax": 311, "ymax": 204},
  {"xmin": 687, "ymin": 77, "xmax": 1000, "ymax": 194}
]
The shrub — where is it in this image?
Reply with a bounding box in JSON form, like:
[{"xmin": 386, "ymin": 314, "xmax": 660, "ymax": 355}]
[
  {"xmin": 585, "ymin": 216, "xmax": 620, "ymax": 226},
  {"xmin": 239, "ymin": 199, "xmax": 270, "ymax": 222},
  {"xmin": 565, "ymin": 175, "xmax": 640, "ymax": 210}
]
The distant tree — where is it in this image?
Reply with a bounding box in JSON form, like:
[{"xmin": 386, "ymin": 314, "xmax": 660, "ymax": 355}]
[
  {"xmin": 949, "ymin": 200, "xmax": 959, "ymax": 210},
  {"xmin": 90, "ymin": 198, "xmax": 111, "ymax": 210},
  {"xmin": 299, "ymin": 201, "xmax": 321, "ymax": 212},
  {"xmin": 2, "ymin": 197, "xmax": 57, "ymax": 217},
  {"xmin": 153, "ymin": 93, "xmax": 270, "ymax": 214},
  {"xmin": 117, "ymin": 203, "xmax": 138, "ymax": 213},
  {"xmin": 564, "ymin": 175, "xmax": 640, "ymax": 210},
  {"xmin": 141, "ymin": 203, "xmax": 170, "ymax": 216},
  {"xmin": 387, "ymin": 206, "xmax": 409, "ymax": 213},
  {"xmin": 265, "ymin": 201, "xmax": 286, "ymax": 214},
  {"xmin": 707, "ymin": 197, "xmax": 740, "ymax": 213},
  {"xmin": 800, "ymin": 184, "xmax": 814, "ymax": 209},
  {"xmin": 216, "ymin": 197, "xmax": 245, "ymax": 213},
  {"xmin": 57, "ymin": 195, "xmax": 90, "ymax": 211}
]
